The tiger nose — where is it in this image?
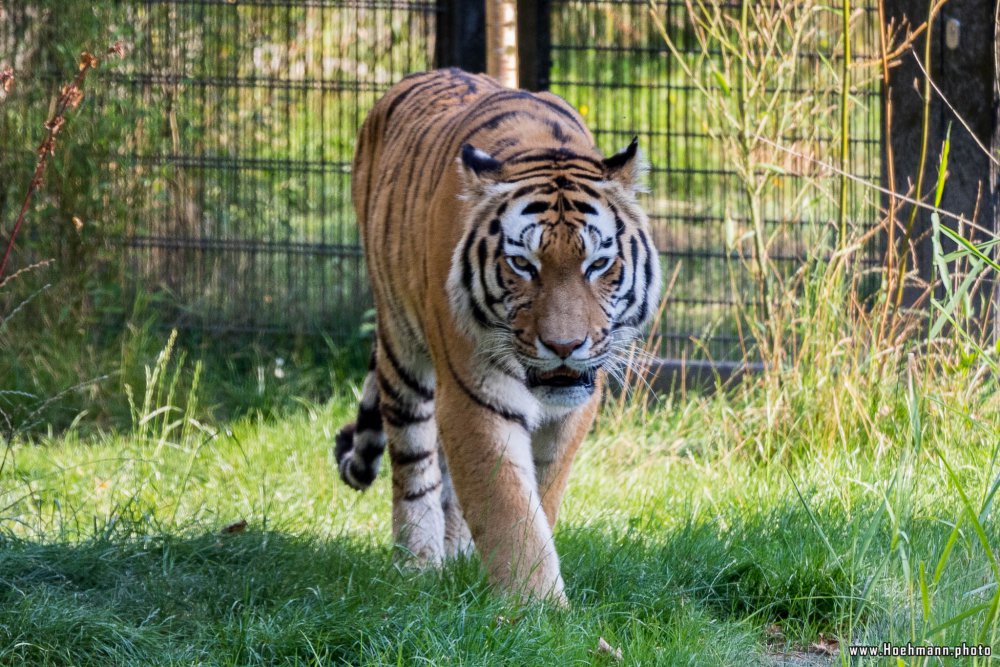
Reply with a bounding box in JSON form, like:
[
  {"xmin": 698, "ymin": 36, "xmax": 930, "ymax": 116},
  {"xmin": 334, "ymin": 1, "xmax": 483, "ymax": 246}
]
[{"xmin": 539, "ymin": 336, "xmax": 585, "ymax": 360}]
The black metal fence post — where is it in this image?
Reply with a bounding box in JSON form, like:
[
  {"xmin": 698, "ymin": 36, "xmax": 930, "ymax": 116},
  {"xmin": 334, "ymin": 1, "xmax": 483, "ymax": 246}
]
[
  {"xmin": 435, "ymin": 0, "xmax": 487, "ymax": 72},
  {"xmin": 516, "ymin": 0, "xmax": 550, "ymax": 91}
]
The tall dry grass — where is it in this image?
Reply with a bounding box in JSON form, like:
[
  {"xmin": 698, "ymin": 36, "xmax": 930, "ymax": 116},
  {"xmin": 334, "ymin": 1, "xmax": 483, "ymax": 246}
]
[{"xmin": 604, "ymin": 0, "xmax": 1000, "ymax": 453}]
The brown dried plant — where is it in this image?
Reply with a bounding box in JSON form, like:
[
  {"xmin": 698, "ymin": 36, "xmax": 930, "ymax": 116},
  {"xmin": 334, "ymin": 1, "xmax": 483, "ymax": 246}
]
[
  {"xmin": 0, "ymin": 66, "xmax": 13, "ymax": 93},
  {"xmin": 1, "ymin": 42, "xmax": 127, "ymax": 458},
  {"xmin": 0, "ymin": 42, "xmax": 128, "ymax": 280}
]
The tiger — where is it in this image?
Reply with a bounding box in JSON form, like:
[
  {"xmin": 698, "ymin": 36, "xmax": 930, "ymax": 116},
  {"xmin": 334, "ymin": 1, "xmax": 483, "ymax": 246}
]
[{"xmin": 334, "ymin": 68, "xmax": 661, "ymax": 604}]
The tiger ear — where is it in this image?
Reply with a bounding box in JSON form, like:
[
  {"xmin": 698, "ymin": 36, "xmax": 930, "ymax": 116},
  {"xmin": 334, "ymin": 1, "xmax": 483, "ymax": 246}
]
[
  {"xmin": 602, "ymin": 137, "xmax": 647, "ymax": 193},
  {"xmin": 458, "ymin": 144, "xmax": 504, "ymax": 192}
]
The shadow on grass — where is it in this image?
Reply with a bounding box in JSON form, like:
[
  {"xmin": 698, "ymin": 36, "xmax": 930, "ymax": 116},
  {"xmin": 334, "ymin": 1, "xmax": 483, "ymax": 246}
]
[{"xmin": 0, "ymin": 503, "xmax": 980, "ymax": 666}]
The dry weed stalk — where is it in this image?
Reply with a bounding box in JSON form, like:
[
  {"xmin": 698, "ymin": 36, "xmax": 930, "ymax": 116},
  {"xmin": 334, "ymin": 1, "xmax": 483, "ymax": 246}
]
[
  {"xmin": 650, "ymin": 0, "xmax": 849, "ymax": 373},
  {"xmin": 646, "ymin": 0, "xmax": 978, "ymax": 382},
  {"xmin": 640, "ymin": 0, "xmax": 992, "ymax": 460},
  {"xmin": 0, "ymin": 42, "xmax": 127, "ymax": 280}
]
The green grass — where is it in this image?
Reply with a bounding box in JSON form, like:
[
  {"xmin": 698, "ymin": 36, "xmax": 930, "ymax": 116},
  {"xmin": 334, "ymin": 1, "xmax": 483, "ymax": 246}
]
[
  {"xmin": 2, "ymin": 338, "xmax": 998, "ymax": 665},
  {"xmin": 0, "ymin": 282, "xmax": 370, "ymax": 435}
]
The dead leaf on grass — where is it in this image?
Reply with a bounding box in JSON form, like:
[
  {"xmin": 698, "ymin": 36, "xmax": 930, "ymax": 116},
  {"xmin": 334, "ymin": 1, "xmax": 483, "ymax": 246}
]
[
  {"xmin": 595, "ymin": 636, "xmax": 623, "ymax": 662},
  {"xmin": 221, "ymin": 519, "xmax": 248, "ymax": 534},
  {"xmin": 810, "ymin": 633, "xmax": 839, "ymax": 656}
]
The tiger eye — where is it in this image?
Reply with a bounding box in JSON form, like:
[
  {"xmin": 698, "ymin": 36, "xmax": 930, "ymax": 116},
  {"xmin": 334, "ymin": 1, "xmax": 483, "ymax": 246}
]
[{"xmin": 509, "ymin": 256, "xmax": 532, "ymax": 271}]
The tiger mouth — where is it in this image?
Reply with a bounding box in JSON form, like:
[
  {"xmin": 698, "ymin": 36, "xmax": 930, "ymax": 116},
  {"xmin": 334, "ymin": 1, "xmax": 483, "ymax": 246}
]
[{"xmin": 526, "ymin": 366, "xmax": 596, "ymax": 389}]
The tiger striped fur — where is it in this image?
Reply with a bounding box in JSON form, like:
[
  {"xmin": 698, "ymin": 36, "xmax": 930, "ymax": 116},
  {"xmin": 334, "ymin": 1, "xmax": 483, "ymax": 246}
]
[{"xmin": 334, "ymin": 68, "xmax": 661, "ymax": 603}]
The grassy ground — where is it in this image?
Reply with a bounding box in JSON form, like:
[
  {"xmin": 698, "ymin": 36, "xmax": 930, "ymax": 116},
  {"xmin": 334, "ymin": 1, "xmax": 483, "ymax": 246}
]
[{"xmin": 2, "ymin": 332, "xmax": 999, "ymax": 666}]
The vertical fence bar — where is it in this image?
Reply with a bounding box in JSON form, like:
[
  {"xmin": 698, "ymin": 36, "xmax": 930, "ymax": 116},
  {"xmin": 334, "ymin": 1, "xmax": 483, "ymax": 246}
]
[
  {"xmin": 516, "ymin": 0, "xmax": 550, "ymax": 91},
  {"xmin": 434, "ymin": 0, "xmax": 486, "ymax": 72}
]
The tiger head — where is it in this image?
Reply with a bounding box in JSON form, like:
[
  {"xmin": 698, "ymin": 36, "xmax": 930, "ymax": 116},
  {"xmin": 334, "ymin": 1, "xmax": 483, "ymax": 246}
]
[{"xmin": 447, "ymin": 139, "xmax": 662, "ymax": 409}]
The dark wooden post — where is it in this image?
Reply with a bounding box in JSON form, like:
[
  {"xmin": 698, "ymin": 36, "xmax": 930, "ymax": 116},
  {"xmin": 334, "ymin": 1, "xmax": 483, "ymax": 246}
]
[
  {"xmin": 435, "ymin": 0, "xmax": 487, "ymax": 73},
  {"xmin": 994, "ymin": 5, "xmax": 1000, "ymax": 342},
  {"xmin": 884, "ymin": 0, "xmax": 998, "ymax": 315},
  {"xmin": 516, "ymin": 0, "xmax": 550, "ymax": 91},
  {"xmin": 934, "ymin": 0, "xmax": 998, "ymax": 323}
]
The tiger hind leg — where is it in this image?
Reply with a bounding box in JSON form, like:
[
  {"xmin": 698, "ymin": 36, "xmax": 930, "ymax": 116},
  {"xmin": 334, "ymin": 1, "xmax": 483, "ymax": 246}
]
[
  {"xmin": 337, "ymin": 340, "xmax": 469, "ymax": 564},
  {"xmin": 379, "ymin": 345, "xmax": 447, "ymax": 566},
  {"xmin": 334, "ymin": 353, "xmax": 385, "ymax": 490}
]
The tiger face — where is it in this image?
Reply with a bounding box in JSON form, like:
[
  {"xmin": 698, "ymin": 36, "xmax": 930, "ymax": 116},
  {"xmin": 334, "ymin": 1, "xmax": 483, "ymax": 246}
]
[{"xmin": 448, "ymin": 140, "xmax": 662, "ymax": 409}]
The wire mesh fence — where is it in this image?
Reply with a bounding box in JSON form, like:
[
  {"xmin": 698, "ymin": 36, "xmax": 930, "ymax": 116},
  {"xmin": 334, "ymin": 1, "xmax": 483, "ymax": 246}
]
[
  {"xmin": 546, "ymin": 0, "xmax": 883, "ymax": 362},
  {"xmin": 109, "ymin": 0, "xmax": 437, "ymax": 335},
  {"xmin": 1, "ymin": 0, "xmax": 883, "ymax": 362}
]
